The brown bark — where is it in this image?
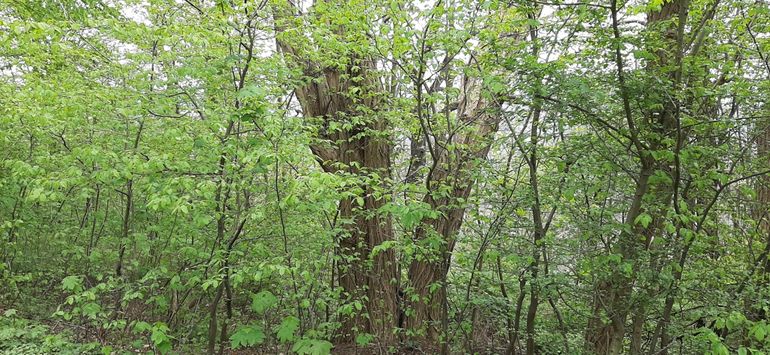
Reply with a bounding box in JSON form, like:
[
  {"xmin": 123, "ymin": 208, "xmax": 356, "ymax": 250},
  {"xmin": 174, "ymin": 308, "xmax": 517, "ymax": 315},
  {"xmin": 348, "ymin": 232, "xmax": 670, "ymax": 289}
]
[
  {"xmin": 524, "ymin": 17, "xmax": 544, "ymax": 354},
  {"xmin": 629, "ymin": 307, "xmax": 645, "ymax": 355},
  {"xmin": 525, "ymin": 111, "xmax": 543, "ymax": 355},
  {"xmin": 300, "ymin": 69, "xmax": 398, "ymax": 344},
  {"xmin": 647, "ymin": 2, "xmax": 692, "ymax": 354},
  {"xmin": 274, "ymin": 3, "xmax": 511, "ymax": 348},
  {"xmin": 585, "ymin": 0, "xmax": 687, "ymax": 352},
  {"xmin": 273, "ymin": 4, "xmax": 397, "ymax": 344},
  {"xmin": 758, "ymin": 124, "xmax": 770, "ymax": 276},
  {"xmin": 406, "ymin": 72, "xmax": 501, "ymax": 345},
  {"xmin": 585, "ymin": 167, "xmax": 652, "ymax": 355}
]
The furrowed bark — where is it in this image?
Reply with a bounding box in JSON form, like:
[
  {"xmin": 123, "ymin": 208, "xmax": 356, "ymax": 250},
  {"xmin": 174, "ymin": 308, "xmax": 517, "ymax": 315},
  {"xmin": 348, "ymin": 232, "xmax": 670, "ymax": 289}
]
[
  {"xmin": 406, "ymin": 70, "xmax": 501, "ymax": 346},
  {"xmin": 273, "ymin": 3, "xmax": 397, "ymax": 344}
]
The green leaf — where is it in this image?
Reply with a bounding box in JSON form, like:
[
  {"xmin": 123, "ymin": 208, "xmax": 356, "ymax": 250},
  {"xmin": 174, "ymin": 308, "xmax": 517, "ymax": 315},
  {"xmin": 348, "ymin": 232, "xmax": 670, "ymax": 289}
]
[
  {"xmin": 133, "ymin": 321, "xmax": 152, "ymax": 333},
  {"xmin": 251, "ymin": 290, "xmax": 278, "ymax": 314},
  {"xmin": 150, "ymin": 323, "xmax": 172, "ymax": 354},
  {"xmin": 293, "ymin": 339, "xmax": 333, "ymax": 355},
  {"xmin": 230, "ymin": 325, "xmax": 265, "ymax": 349},
  {"xmin": 276, "ymin": 316, "xmax": 299, "ymax": 343},
  {"xmin": 355, "ymin": 333, "xmax": 373, "ymax": 346},
  {"xmin": 156, "ymin": 340, "xmax": 172, "ymax": 354},
  {"xmin": 61, "ymin": 276, "xmax": 82, "ymax": 292},
  {"xmin": 201, "ymin": 279, "xmax": 219, "ymax": 291},
  {"xmin": 81, "ymin": 303, "xmax": 101, "ymax": 319},
  {"xmin": 634, "ymin": 213, "xmax": 652, "ymax": 228},
  {"xmin": 237, "ymin": 84, "xmax": 265, "ymax": 99},
  {"xmin": 712, "ymin": 343, "xmax": 729, "ymax": 355},
  {"xmin": 632, "ymin": 49, "xmax": 655, "ymax": 60}
]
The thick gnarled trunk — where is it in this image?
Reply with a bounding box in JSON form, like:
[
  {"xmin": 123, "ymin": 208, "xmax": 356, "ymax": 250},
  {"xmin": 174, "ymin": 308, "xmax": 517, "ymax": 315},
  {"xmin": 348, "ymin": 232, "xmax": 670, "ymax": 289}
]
[
  {"xmin": 406, "ymin": 73, "xmax": 501, "ymax": 347},
  {"xmin": 274, "ymin": 5, "xmax": 398, "ymax": 342},
  {"xmin": 274, "ymin": 3, "xmax": 507, "ymax": 348},
  {"xmin": 406, "ymin": 201, "xmax": 469, "ymax": 340},
  {"xmin": 332, "ymin": 134, "xmax": 398, "ymax": 343}
]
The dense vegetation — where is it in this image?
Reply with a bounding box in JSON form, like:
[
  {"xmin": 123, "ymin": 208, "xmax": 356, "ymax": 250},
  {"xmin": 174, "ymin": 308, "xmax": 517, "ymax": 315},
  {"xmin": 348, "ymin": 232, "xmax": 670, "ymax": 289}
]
[{"xmin": 1, "ymin": 0, "xmax": 769, "ymax": 354}]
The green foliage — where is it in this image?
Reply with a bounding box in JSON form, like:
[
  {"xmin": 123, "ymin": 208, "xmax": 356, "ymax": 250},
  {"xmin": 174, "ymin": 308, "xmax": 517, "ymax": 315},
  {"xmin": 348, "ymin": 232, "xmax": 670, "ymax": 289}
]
[
  {"xmin": 355, "ymin": 332, "xmax": 374, "ymax": 346},
  {"xmin": 276, "ymin": 316, "xmax": 300, "ymax": 343},
  {"xmin": 132, "ymin": 321, "xmax": 173, "ymax": 354},
  {"xmin": 229, "ymin": 324, "xmax": 265, "ymax": 349},
  {"xmin": 0, "ymin": 311, "xmax": 99, "ymax": 354},
  {"xmin": 251, "ymin": 290, "xmax": 278, "ymax": 314},
  {"xmin": 1, "ymin": 0, "xmax": 769, "ymax": 354},
  {"xmin": 292, "ymin": 338, "xmax": 333, "ymax": 355}
]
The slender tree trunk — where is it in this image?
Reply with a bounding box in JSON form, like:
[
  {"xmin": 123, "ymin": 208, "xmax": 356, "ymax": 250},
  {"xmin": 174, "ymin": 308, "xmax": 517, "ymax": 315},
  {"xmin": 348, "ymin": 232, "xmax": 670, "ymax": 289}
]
[
  {"xmin": 207, "ymin": 283, "xmax": 224, "ymax": 355},
  {"xmin": 524, "ymin": 105, "xmax": 544, "ymax": 355},
  {"xmin": 510, "ymin": 275, "xmax": 527, "ymax": 354},
  {"xmin": 630, "ymin": 307, "xmax": 645, "ymax": 355},
  {"xmin": 115, "ymin": 179, "xmax": 132, "ymax": 278},
  {"xmin": 3, "ymin": 185, "xmax": 25, "ymax": 270},
  {"xmin": 496, "ymin": 254, "xmax": 518, "ymax": 354}
]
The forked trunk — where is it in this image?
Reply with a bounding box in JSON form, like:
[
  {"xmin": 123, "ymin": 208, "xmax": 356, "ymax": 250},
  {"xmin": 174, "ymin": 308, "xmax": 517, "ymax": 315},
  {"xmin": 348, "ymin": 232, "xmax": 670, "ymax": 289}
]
[{"xmin": 406, "ymin": 72, "xmax": 501, "ymax": 348}]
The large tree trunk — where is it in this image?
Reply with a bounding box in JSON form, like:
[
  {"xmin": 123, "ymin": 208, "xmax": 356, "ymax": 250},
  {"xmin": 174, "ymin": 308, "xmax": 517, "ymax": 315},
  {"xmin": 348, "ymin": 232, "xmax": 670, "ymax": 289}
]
[
  {"xmin": 332, "ymin": 133, "xmax": 398, "ymax": 343},
  {"xmin": 273, "ymin": 5, "xmax": 398, "ymax": 344},
  {"xmin": 407, "ymin": 200, "xmax": 469, "ymax": 340},
  {"xmin": 274, "ymin": 3, "xmax": 509, "ymax": 347},
  {"xmin": 300, "ymin": 74, "xmax": 398, "ymax": 344},
  {"xmin": 406, "ymin": 73, "xmax": 501, "ymax": 347}
]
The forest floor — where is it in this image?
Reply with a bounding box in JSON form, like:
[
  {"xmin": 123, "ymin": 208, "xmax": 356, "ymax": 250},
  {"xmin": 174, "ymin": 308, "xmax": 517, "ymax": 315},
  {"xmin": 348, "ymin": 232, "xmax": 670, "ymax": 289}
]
[{"xmin": 0, "ymin": 309, "xmax": 101, "ymax": 354}]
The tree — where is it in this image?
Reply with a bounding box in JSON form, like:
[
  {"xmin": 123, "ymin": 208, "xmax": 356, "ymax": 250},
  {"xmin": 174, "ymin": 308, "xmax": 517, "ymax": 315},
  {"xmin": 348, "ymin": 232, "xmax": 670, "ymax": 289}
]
[{"xmin": 2, "ymin": 0, "xmax": 770, "ymax": 354}]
